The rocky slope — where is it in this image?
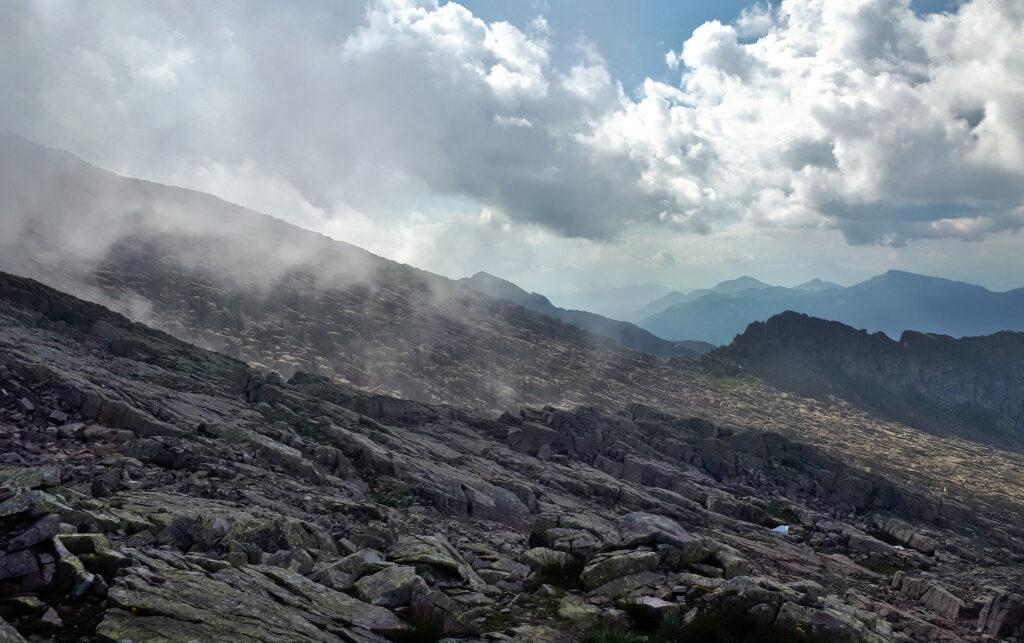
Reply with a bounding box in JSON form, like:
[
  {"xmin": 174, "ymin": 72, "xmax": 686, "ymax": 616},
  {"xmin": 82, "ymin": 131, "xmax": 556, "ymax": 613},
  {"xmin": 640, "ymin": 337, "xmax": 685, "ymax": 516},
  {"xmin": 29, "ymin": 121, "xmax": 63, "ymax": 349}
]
[
  {"xmin": 459, "ymin": 272, "xmax": 697, "ymax": 358},
  {"xmin": 715, "ymin": 311, "xmax": 1024, "ymax": 451},
  {"xmin": 2, "ymin": 273, "xmax": 1024, "ymax": 641}
]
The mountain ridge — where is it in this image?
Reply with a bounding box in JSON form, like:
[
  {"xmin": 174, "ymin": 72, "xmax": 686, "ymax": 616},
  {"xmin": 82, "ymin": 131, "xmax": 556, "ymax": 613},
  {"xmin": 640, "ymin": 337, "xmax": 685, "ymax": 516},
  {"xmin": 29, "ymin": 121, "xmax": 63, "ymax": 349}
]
[
  {"xmin": 641, "ymin": 270, "xmax": 1024, "ymax": 345},
  {"xmin": 714, "ymin": 310, "xmax": 1024, "ymax": 450},
  {"xmin": 625, "ymin": 276, "xmax": 775, "ymax": 323}
]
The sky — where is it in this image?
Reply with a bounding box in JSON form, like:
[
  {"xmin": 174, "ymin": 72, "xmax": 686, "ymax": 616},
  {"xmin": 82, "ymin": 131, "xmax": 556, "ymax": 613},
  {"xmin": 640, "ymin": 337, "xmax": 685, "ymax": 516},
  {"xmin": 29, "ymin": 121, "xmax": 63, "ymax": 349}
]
[{"xmin": 2, "ymin": 0, "xmax": 1023, "ymax": 293}]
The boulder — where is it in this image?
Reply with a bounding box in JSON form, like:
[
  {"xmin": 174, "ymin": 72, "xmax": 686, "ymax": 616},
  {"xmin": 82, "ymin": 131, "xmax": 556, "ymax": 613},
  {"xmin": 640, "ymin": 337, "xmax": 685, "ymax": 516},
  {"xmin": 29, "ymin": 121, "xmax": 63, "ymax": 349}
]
[
  {"xmin": 52, "ymin": 536, "xmax": 95, "ymax": 597},
  {"xmin": 541, "ymin": 528, "xmax": 603, "ymax": 559},
  {"xmin": 5, "ymin": 514, "xmax": 61, "ymax": 551},
  {"xmin": 893, "ymin": 575, "xmax": 966, "ymax": 621},
  {"xmin": 0, "ymin": 490, "xmax": 73, "ymax": 520},
  {"xmin": 616, "ymin": 512, "xmax": 698, "ymax": 549},
  {"xmin": 389, "ymin": 535, "xmax": 483, "ymax": 586},
  {"xmin": 701, "ymin": 576, "xmax": 794, "ymax": 614},
  {"xmin": 0, "ymin": 550, "xmax": 39, "ymax": 581},
  {"xmin": 557, "ymin": 595, "xmax": 600, "ymax": 624},
  {"xmin": 96, "ymin": 548, "xmax": 403, "ymax": 641},
  {"xmin": 847, "ymin": 533, "xmax": 896, "ymax": 556},
  {"xmin": 977, "ymin": 591, "xmax": 1024, "ymax": 637},
  {"xmin": 919, "ymin": 584, "xmax": 965, "ymax": 621},
  {"xmin": 310, "ymin": 550, "xmax": 384, "ymax": 590},
  {"xmin": 697, "ymin": 438, "xmax": 736, "ymax": 478},
  {"xmin": 408, "ymin": 588, "xmax": 475, "ymax": 637},
  {"xmin": 267, "ymin": 549, "xmax": 315, "ymax": 575},
  {"xmin": 774, "ymin": 601, "xmax": 895, "ymax": 643},
  {"xmin": 354, "ymin": 565, "xmax": 428, "ymax": 608},
  {"xmin": 714, "ymin": 547, "xmax": 752, "ymax": 579},
  {"xmin": 785, "ymin": 579, "xmax": 824, "ymax": 603},
  {"xmin": 529, "ymin": 514, "xmax": 609, "ymax": 559},
  {"xmin": 507, "ymin": 423, "xmax": 560, "ymax": 459},
  {"xmin": 580, "ymin": 549, "xmax": 659, "ymax": 590},
  {"xmin": 628, "ymin": 596, "xmax": 681, "ymax": 623},
  {"xmin": 0, "ymin": 616, "xmax": 25, "ymax": 643},
  {"xmin": 0, "ymin": 466, "xmax": 60, "ymax": 491},
  {"xmin": 872, "ymin": 517, "xmax": 939, "ymax": 555},
  {"xmin": 520, "ymin": 547, "xmax": 575, "ymax": 572},
  {"xmin": 585, "ymin": 571, "xmax": 663, "ymax": 599}
]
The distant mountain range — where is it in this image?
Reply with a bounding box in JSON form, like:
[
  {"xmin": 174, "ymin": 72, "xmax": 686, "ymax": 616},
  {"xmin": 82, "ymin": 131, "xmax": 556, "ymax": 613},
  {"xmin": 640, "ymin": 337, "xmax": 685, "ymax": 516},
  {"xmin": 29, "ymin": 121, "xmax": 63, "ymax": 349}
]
[
  {"xmin": 714, "ymin": 311, "xmax": 1024, "ymax": 451},
  {"xmin": 459, "ymin": 272, "xmax": 711, "ymax": 357},
  {"xmin": 549, "ymin": 283, "xmax": 676, "ymax": 319},
  {"xmin": 637, "ymin": 271, "xmax": 1024, "ymax": 345},
  {"xmin": 625, "ymin": 276, "xmax": 773, "ymax": 323},
  {"xmin": 794, "ymin": 278, "xmax": 843, "ymax": 292}
]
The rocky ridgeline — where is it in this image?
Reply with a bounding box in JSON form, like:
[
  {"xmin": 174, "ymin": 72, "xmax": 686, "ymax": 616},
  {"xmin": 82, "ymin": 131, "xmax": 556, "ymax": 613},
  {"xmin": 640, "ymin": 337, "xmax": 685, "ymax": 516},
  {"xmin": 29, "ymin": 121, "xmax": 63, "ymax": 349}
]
[
  {"xmin": 0, "ymin": 273, "xmax": 1023, "ymax": 641},
  {"xmin": 716, "ymin": 311, "xmax": 1024, "ymax": 450}
]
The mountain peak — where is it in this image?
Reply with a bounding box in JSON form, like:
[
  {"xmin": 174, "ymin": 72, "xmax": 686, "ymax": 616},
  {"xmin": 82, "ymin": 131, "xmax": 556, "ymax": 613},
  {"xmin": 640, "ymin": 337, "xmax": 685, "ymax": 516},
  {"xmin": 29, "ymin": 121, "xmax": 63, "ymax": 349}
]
[
  {"xmin": 708, "ymin": 276, "xmax": 772, "ymax": 294},
  {"xmin": 460, "ymin": 271, "xmax": 535, "ymax": 302},
  {"xmin": 794, "ymin": 278, "xmax": 843, "ymax": 291},
  {"xmin": 718, "ymin": 275, "xmax": 769, "ymax": 288},
  {"xmin": 856, "ymin": 270, "xmax": 991, "ymax": 294}
]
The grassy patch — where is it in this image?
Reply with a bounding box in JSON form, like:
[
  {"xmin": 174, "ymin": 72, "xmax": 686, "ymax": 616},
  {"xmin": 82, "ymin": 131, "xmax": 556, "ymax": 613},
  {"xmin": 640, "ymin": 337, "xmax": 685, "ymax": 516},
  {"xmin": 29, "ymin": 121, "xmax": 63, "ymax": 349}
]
[
  {"xmin": 479, "ymin": 609, "xmax": 519, "ymax": 633},
  {"xmin": 390, "ymin": 604, "xmax": 446, "ymax": 643},
  {"xmin": 763, "ymin": 500, "xmax": 800, "ymax": 525},
  {"xmin": 528, "ymin": 560, "xmax": 584, "ymax": 590},
  {"xmin": 519, "ymin": 593, "xmax": 563, "ymax": 621},
  {"xmin": 858, "ymin": 558, "xmax": 910, "ymax": 576},
  {"xmin": 709, "ymin": 374, "xmax": 759, "ymax": 391},
  {"xmin": 651, "ymin": 610, "xmax": 840, "ymax": 643},
  {"xmin": 618, "ymin": 597, "xmax": 662, "ymax": 632},
  {"xmin": 367, "ymin": 480, "xmax": 416, "ymax": 508},
  {"xmin": 600, "ymin": 603, "xmax": 849, "ymax": 643},
  {"xmin": 579, "ymin": 624, "xmax": 647, "ymax": 643}
]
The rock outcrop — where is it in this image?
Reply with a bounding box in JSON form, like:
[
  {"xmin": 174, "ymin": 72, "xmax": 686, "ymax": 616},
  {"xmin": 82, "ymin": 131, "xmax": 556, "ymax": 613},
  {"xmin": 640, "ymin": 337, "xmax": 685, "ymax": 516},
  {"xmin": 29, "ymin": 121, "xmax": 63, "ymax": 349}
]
[{"xmin": 716, "ymin": 311, "xmax": 1024, "ymax": 450}]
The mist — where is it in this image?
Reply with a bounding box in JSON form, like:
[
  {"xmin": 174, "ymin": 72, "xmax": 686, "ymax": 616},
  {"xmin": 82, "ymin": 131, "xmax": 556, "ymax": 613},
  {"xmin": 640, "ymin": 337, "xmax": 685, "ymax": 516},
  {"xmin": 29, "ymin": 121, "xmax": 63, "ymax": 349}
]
[{"xmin": 1, "ymin": 133, "xmax": 680, "ymax": 413}]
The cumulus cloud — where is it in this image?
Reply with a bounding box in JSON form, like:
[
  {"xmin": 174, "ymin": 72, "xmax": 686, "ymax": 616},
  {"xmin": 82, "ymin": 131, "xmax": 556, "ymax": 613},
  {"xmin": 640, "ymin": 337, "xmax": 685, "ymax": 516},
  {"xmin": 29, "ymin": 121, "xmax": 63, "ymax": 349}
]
[
  {"xmin": 651, "ymin": 250, "xmax": 676, "ymax": 266},
  {"xmin": 618, "ymin": 0, "xmax": 1024, "ymax": 245},
  {"xmin": 1, "ymin": 0, "xmax": 1022, "ymax": 256},
  {"xmin": 736, "ymin": 3, "xmax": 774, "ymax": 38}
]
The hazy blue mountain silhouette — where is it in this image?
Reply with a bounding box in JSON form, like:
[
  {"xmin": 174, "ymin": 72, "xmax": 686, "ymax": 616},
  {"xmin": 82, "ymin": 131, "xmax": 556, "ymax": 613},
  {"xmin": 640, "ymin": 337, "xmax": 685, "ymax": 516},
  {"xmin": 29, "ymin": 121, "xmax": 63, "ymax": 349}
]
[{"xmin": 641, "ymin": 270, "xmax": 1024, "ymax": 345}]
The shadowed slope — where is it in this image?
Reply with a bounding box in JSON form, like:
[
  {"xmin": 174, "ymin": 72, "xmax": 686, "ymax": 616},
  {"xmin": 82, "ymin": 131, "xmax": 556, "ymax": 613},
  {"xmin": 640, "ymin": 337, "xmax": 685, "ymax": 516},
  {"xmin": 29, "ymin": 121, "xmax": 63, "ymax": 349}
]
[{"xmin": 714, "ymin": 311, "xmax": 1024, "ymax": 450}]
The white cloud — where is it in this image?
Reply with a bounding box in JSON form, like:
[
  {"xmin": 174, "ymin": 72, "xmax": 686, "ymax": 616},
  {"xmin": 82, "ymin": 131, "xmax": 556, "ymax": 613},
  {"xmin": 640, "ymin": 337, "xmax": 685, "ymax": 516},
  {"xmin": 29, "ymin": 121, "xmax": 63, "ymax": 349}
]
[
  {"xmin": 736, "ymin": 3, "xmax": 774, "ymax": 38},
  {"xmin": 561, "ymin": 63, "xmax": 613, "ymax": 102},
  {"xmin": 588, "ymin": 0, "xmax": 1024, "ymax": 246},
  {"xmin": 494, "ymin": 115, "xmax": 533, "ymax": 128},
  {"xmin": 1, "ymin": 0, "xmax": 1022, "ymax": 289}
]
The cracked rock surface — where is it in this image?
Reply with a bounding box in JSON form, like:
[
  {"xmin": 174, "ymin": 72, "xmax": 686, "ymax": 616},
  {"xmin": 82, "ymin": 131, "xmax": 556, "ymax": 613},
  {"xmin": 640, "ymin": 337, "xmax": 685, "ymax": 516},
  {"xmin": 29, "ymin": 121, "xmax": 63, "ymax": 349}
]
[{"xmin": 0, "ymin": 274, "xmax": 1023, "ymax": 641}]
